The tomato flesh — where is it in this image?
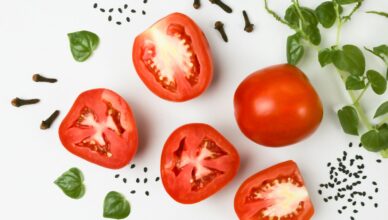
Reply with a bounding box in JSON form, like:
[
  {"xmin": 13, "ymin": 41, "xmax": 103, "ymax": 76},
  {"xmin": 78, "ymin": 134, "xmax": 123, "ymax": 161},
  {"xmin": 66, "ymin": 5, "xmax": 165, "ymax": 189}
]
[
  {"xmin": 234, "ymin": 64, "xmax": 323, "ymax": 147},
  {"xmin": 59, "ymin": 89, "xmax": 138, "ymax": 169},
  {"xmin": 234, "ymin": 161, "xmax": 314, "ymax": 220},
  {"xmin": 133, "ymin": 13, "xmax": 213, "ymax": 102},
  {"xmin": 161, "ymin": 123, "xmax": 240, "ymax": 204}
]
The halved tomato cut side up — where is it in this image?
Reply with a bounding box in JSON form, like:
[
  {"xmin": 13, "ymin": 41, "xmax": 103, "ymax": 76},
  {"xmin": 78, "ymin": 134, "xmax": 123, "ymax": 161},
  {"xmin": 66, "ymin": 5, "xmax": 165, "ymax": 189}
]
[
  {"xmin": 161, "ymin": 123, "xmax": 240, "ymax": 204},
  {"xmin": 133, "ymin": 12, "xmax": 213, "ymax": 102},
  {"xmin": 234, "ymin": 161, "xmax": 314, "ymax": 220},
  {"xmin": 59, "ymin": 89, "xmax": 138, "ymax": 169}
]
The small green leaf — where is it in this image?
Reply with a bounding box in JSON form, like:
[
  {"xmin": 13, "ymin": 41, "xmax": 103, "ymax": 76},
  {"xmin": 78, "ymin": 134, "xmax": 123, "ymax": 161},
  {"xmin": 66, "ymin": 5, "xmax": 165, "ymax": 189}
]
[
  {"xmin": 332, "ymin": 45, "xmax": 365, "ymax": 76},
  {"xmin": 285, "ymin": 5, "xmax": 300, "ymax": 29},
  {"xmin": 300, "ymin": 8, "xmax": 318, "ymax": 26},
  {"xmin": 367, "ymin": 11, "xmax": 388, "ymax": 18},
  {"xmin": 367, "ymin": 70, "xmax": 387, "ymax": 95},
  {"xmin": 374, "ymin": 101, "xmax": 388, "ymax": 118},
  {"xmin": 336, "ymin": 0, "xmax": 361, "ymax": 5},
  {"xmin": 68, "ymin": 30, "xmax": 99, "ymax": 62},
  {"xmin": 361, "ymin": 130, "xmax": 381, "ymax": 152},
  {"xmin": 379, "ymin": 124, "xmax": 388, "ymax": 149},
  {"xmin": 345, "ymin": 75, "xmax": 365, "ymax": 90},
  {"xmin": 315, "ymin": 2, "xmax": 337, "ymax": 28},
  {"xmin": 103, "ymin": 191, "xmax": 131, "ymax": 219},
  {"xmin": 381, "ymin": 148, "xmax": 388, "ymax": 158},
  {"xmin": 54, "ymin": 167, "xmax": 85, "ymax": 199},
  {"xmin": 287, "ymin": 33, "xmax": 304, "ymax": 65},
  {"xmin": 284, "ymin": 6, "xmax": 318, "ymax": 29},
  {"xmin": 318, "ymin": 48, "xmax": 333, "ymax": 67},
  {"xmin": 303, "ymin": 24, "xmax": 321, "ymax": 45},
  {"xmin": 365, "ymin": 45, "xmax": 388, "ymax": 63},
  {"xmin": 337, "ymin": 106, "xmax": 359, "ymax": 135}
]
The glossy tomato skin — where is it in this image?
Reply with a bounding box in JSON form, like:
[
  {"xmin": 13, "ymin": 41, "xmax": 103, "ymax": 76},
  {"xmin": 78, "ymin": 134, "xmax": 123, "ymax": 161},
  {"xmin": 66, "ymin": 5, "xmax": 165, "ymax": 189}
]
[
  {"xmin": 133, "ymin": 12, "xmax": 213, "ymax": 102},
  {"xmin": 234, "ymin": 64, "xmax": 323, "ymax": 147},
  {"xmin": 234, "ymin": 161, "xmax": 314, "ymax": 220},
  {"xmin": 59, "ymin": 89, "xmax": 138, "ymax": 169},
  {"xmin": 161, "ymin": 123, "xmax": 240, "ymax": 204}
]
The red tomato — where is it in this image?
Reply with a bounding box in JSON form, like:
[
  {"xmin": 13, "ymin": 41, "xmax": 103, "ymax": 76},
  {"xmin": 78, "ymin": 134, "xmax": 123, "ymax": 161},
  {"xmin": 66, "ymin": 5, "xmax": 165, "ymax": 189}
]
[
  {"xmin": 132, "ymin": 12, "xmax": 213, "ymax": 102},
  {"xmin": 234, "ymin": 160, "xmax": 314, "ymax": 220},
  {"xmin": 161, "ymin": 123, "xmax": 240, "ymax": 204},
  {"xmin": 234, "ymin": 64, "xmax": 323, "ymax": 147},
  {"xmin": 59, "ymin": 89, "xmax": 138, "ymax": 169}
]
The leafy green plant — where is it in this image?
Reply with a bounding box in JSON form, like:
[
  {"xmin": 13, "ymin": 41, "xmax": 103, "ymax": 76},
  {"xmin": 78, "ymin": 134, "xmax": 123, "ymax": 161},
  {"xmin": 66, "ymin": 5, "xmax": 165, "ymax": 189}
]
[
  {"xmin": 54, "ymin": 167, "xmax": 86, "ymax": 199},
  {"xmin": 103, "ymin": 191, "xmax": 131, "ymax": 219},
  {"xmin": 263, "ymin": 0, "xmax": 388, "ymax": 158},
  {"xmin": 68, "ymin": 30, "xmax": 99, "ymax": 62}
]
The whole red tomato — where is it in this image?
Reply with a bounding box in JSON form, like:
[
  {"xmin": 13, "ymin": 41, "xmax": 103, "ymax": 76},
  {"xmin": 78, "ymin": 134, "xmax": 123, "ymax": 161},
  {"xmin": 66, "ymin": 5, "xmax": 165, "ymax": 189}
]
[{"xmin": 234, "ymin": 64, "xmax": 323, "ymax": 147}]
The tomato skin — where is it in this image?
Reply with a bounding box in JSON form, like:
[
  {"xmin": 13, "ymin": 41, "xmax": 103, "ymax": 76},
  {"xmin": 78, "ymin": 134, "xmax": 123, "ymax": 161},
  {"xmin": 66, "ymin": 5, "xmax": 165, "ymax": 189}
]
[
  {"xmin": 161, "ymin": 123, "xmax": 240, "ymax": 204},
  {"xmin": 59, "ymin": 89, "xmax": 138, "ymax": 169},
  {"xmin": 234, "ymin": 161, "xmax": 314, "ymax": 220},
  {"xmin": 133, "ymin": 12, "xmax": 213, "ymax": 102},
  {"xmin": 234, "ymin": 64, "xmax": 323, "ymax": 147}
]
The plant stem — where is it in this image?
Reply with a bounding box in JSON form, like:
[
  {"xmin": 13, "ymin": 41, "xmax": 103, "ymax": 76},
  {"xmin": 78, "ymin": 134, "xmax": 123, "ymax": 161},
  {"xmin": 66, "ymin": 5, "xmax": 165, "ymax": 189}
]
[
  {"xmin": 293, "ymin": 0, "xmax": 306, "ymax": 24},
  {"xmin": 263, "ymin": 0, "xmax": 289, "ymax": 25},
  {"xmin": 354, "ymin": 83, "xmax": 370, "ymax": 104},
  {"xmin": 334, "ymin": 2, "xmax": 343, "ymax": 45},
  {"xmin": 378, "ymin": 116, "xmax": 388, "ymax": 127}
]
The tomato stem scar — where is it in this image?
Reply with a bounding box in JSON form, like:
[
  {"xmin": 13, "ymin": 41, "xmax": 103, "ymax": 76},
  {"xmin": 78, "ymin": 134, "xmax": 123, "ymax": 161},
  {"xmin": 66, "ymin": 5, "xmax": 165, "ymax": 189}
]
[
  {"xmin": 41, "ymin": 110, "xmax": 60, "ymax": 130},
  {"xmin": 214, "ymin": 21, "xmax": 228, "ymax": 42},
  {"xmin": 193, "ymin": 0, "xmax": 200, "ymax": 9},
  {"xmin": 11, "ymin": 97, "xmax": 40, "ymax": 107},
  {"xmin": 209, "ymin": 0, "xmax": 232, "ymax": 13},
  {"xmin": 243, "ymin": 10, "xmax": 254, "ymax": 33},
  {"xmin": 32, "ymin": 74, "xmax": 58, "ymax": 83}
]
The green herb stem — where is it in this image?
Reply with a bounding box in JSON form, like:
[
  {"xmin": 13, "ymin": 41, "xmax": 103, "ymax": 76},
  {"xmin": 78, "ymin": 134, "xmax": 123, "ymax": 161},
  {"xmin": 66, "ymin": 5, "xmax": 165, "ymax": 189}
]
[
  {"xmin": 343, "ymin": 1, "xmax": 363, "ymax": 22},
  {"xmin": 292, "ymin": 0, "xmax": 306, "ymax": 24},
  {"xmin": 263, "ymin": 0, "xmax": 289, "ymax": 26},
  {"xmin": 334, "ymin": 2, "xmax": 343, "ymax": 46},
  {"xmin": 378, "ymin": 116, "xmax": 388, "ymax": 127}
]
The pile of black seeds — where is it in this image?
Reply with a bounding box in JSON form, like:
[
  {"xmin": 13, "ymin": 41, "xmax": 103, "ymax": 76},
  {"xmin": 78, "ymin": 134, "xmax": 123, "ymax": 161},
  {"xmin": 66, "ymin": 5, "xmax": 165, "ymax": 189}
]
[
  {"xmin": 114, "ymin": 163, "xmax": 160, "ymax": 197},
  {"xmin": 318, "ymin": 142, "xmax": 381, "ymax": 220},
  {"xmin": 11, "ymin": 74, "xmax": 60, "ymax": 130},
  {"xmin": 93, "ymin": 1, "xmax": 148, "ymax": 25}
]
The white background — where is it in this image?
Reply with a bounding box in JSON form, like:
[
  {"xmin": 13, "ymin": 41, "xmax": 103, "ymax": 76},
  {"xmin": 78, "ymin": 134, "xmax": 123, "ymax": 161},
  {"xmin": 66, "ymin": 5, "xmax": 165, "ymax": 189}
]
[{"xmin": 0, "ymin": 0, "xmax": 387, "ymax": 219}]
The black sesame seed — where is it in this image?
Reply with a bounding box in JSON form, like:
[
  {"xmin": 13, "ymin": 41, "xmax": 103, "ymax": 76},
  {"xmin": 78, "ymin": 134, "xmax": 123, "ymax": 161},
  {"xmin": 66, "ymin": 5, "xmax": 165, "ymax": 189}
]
[
  {"xmin": 136, "ymin": 178, "xmax": 140, "ymax": 183},
  {"xmin": 330, "ymin": 175, "xmax": 334, "ymax": 180},
  {"xmin": 116, "ymin": 21, "xmax": 122, "ymax": 25},
  {"xmin": 124, "ymin": 4, "xmax": 128, "ymax": 9},
  {"xmin": 353, "ymin": 209, "xmax": 358, "ymax": 213},
  {"xmin": 126, "ymin": 17, "xmax": 130, "ymax": 22},
  {"xmin": 361, "ymin": 202, "xmax": 365, "ymax": 206},
  {"xmin": 372, "ymin": 181, "xmax": 377, "ymax": 185},
  {"xmin": 108, "ymin": 15, "xmax": 112, "ymax": 22},
  {"xmin": 376, "ymin": 159, "xmax": 382, "ymax": 163},
  {"xmin": 320, "ymin": 184, "xmax": 324, "ymax": 187},
  {"xmin": 109, "ymin": 8, "xmax": 114, "ymax": 13},
  {"xmin": 328, "ymin": 196, "xmax": 333, "ymax": 200},
  {"xmin": 352, "ymin": 201, "xmax": 356, "ymax": 206},
  {"xmin": 145, "ymin": 191, "xmax": 150, "ymax": 196},
  {"xmin": 351, "ymin": 217, "xmax": 354, "ymax": 220},
  {"xmin": 337, "ymin": 158, "xmax": 342, "ymax": 162},
  {"xmin": 362, "ymin": 176, "xmax": 367, "ymax": 179},
  {"xmin": 131, "ymin": 9, "xmax": 136, "ymax": 13},
  {"xmin": 100, "ymin": 8, "xmax": 106, "ymax": 13},
  {"xmin": 142, "ymin": 10, "xmax": 146, "ymax": 15},
  {"xmin": 374, "ymin": 203, "xmax": 378, "ymax": 208},
  {"xmin": 115, "ymin": 174, "xmax": 120, "ymax": 178},
  {"xmin": 375, "ymin": 188, "xmax": 379, "ymax": 193},
  {"xmin": 348, "ymin": 198, "xmax": 353, "ymax": 202},
  {"xmin": 131, "ymin": 164, "xmax": 136, "ymax": 169},
  {"xmin": 359, "ymin": 143, "xmax": 362, "ymax": 147},
  {"xmin": 334, "ymin": 196, "xmax": 338, "ymax": 201},
  {"xmin": 334, "ymin": 178, "xmax": 338, "ymax": 182},
  {"xmin": 130, "ymin": 190, "xmax": 136, "ymax": 194},
  {"xmin": 338, "ymin": 210, "xmax": 342, "ymax": 214},
  {"xmin": 144, "ymin": 167, "xmax": 148, "ymax": 173},
  {"xmin": 349, "ymin": 142, "xmax": 353, "ymax": 147},
  {"xmin": 327, "ymin": 162, "xmax": 331, "ymax": 167},
  {"xmin": 93, "ymin": 3, "xmax": 98, "ymax": 8},
  {"xmin": 324, "ymin": 198, "xmax": 328, "ymax": 202},
  {"xmin": 144, "ymin": 178, "xmax": 148, "ymax": 183},
  {"xmin": 342, "ymin": 206, "xmax": 347, "ymax": 210},
  {"xmin": 118, "ymin": 8, "xmax": 123, "ymax": 13},
  {"xmin": 123, "ymin": 178, "xmax": 127, "ymax": 183},
  {"xmin": 368, "ymin": 196, "xmax": 373, "ymax": 200},
  {"xmin": 318, "ymin": 190, "xmax": 322, "ymax": 195},
  {"xmin": 144, "ymin": 0, "xmax": 148, "ymax": 3},
  {"xmin": 343, "ymin": 178, "xmax": 348, "ymax": 182},
  {"xmin": 337, "ymin": 181, "xmax": 342, "ymax": 185},
  {"xmin": 155, "ymin": 177, "xmax": 160, "ymax": 182}
]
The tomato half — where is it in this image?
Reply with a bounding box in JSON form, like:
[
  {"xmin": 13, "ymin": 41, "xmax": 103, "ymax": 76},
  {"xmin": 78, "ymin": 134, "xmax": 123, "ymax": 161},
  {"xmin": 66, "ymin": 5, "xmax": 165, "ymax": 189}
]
[
  {"xmin": 132, "ymin": 12, "xmax": 213, "ymax": 102},
  {"xmin": 234, "ymin": 161, "xmax": 314, "ymax": 220},
  {"xmin": 234, "ymin": 64, "xmax": 323, "ymax": 147},
  {"xmin": 161, "ymin": 123, "xmax": 240, "ymax": 204},
  {"xmin": 59, "ymin": 89, "xmax": 138, "ymax": 169}
]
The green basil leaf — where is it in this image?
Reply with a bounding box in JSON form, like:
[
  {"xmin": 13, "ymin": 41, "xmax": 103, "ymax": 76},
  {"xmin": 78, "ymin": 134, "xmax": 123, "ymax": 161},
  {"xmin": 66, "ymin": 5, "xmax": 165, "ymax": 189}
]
[
  {"xmin": 103, "ymin": 191, "xmax": 130, "ymax": 219},
  {"xmin": 315, "ymin": 2, "xmax": 337, "ymax": 28},
  {"xmin": 332, "ymin": 45, "xmax": 365, "ymax": 76},
  {"xmin": 287, "ymin": 33, "xmax": 304, "ymax": 65},
  {"xmin": 285, "ymin": 5, "xmax": 299, "ymax": 29},
  {"xmin": 346, "ymin": 75, "xmax": 365, "ymax": 90},
  {"xmin": 374, "ymin": 101, "xmax": 388, "ymax": 118},
  {"xmin": 379, "ymin": 124, "xmax": 388, "ymax": 149},
  {"xmin": 284, "ymin": 6, "xmax": 318, "ymax": 29},
  {"xmin": 54, "ymin": 167, "xmax": 85, "ymax": 199},
  {"xmin": 337, "ymin": 106, "xmax": 359, "ymax": 135},
  {"xmin": 380, "ymin": 148, "xmax": 388, "ymax": 158},
  {"xmin": 336, "ymin": 0, "xmax": 361, "ymax": 5},
  {"xmin": 68, "ymin": 30, "xmax": 99, "ymax": 62},
  {"xmin": 318, "ymin": 48, "xmax": 333, "ymax": 67},
  {"xmin": 361, "ymin": 130, "xmax": 382, "ymax": 152},
  {"xmin": 303, "ymin": 24, "xmax": 321, "ymax": 45},
  {"xmin": 300, "ymin": 8, "xmax": 318, "ymax": 26},
  {"xmin": 367, "ymin": 70, "xmax": 387, "ymax": 95},
  {"xmin": 366, "ymin": 45, "xmax": 388, "ymax": 63}
]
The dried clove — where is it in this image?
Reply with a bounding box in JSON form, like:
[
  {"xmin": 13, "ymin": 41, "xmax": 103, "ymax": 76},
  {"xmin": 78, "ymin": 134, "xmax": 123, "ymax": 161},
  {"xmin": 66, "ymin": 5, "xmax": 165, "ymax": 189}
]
[
  {"xmin": 11, "ymin": 98, "xmax": 40, "ymax": 107},
  {"xmin": 209, "ymin": 0, "xmax": 232, "ymax": 13},
  {"xmin": 193, "ymin": 0, "xmax": 201, "ymax": 9},
  {"xmin": 243, "ymin": 10, "xmax": 254, "ymax": 32},
  {"xmin": 215, "ymin": 21, "xmax": 228, "ymax": 42},
  {"xmin": 32, "ymin": 74, "xmax": 57, "ymax": 83},
  {"xmin": 40, "ymin": 110, "xmax": 60, "ymax": 130}
]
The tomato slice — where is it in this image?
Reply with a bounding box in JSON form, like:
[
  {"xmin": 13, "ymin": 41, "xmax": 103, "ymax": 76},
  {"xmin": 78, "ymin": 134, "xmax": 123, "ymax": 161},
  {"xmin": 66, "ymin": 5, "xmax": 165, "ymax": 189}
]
[
  {"xmin": 234, "ymin": 161, "xmax": 314, "ymax": 220},
  {"xmin": 161, "ymin": 123, "xmax": 240, "ymax": 204},
  {"xmin": 59, "ymin": 89, "xmax": 138, "ymax": 169},
  {"xmin": 132, "ymin": 12, "xmax": 213, "ymax": 102}
]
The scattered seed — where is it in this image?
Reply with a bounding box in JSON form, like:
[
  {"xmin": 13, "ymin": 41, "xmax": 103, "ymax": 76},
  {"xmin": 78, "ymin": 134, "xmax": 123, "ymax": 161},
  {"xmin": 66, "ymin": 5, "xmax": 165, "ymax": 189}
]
[
  {"xmin": 318, "ymin": 190, "xmax": 322, "ymax": 195},
  {"xmin": 338, "ymin": 209, "xmax": 342, "ymax": 214},
  {"xmin": 372, "ymin": 181, "xmax": 377, "ymax": 185},
  {"xmin": 145, "ymin": 191, "xmax": 149, "ymax": 196},
  {"xmin": 100, "ymin": 8, "xmax": 106, "ymax": 13},
  {"xmin": 351, "ymin": 217, "xmax": 354, "ymax": 220},
  {"xmin": 40, "ymin": 110, "xmax": 60, "ymax": 130},
  {"xmin": 353, "ymin": 209, "xmax": 358, "ymax": 213},
  {"xmin": 358, "ymin": 143, "xmax": 362, "ymax": 147},
  {"xmin": 116, "ymin": 21, "xmax": 122, "ymax": 25},
  {"xmin": 143, "ymin": 0, "xmax": 148, "ymax": 3},
  {"xmin": 144, "ymin": 178, "xmax": 148, "ymax": 183},
  {"xmin": 93, "ymin": 3, "xmax": 98, "ymax": 8},
  {"xmin": 114, "ymin": 174, "xmax": 120, "ymax": 178},
  {"xmin": 118, "ymin": 8, "xmax": 123, "ymax": 13},
  {"xmin": 123, "ymin": 178, "xmax": 127, "ymax": 183},
  {"xmin": 131, "ymin": 9, "xmax": 136, "ymax": 13},
  {"xmin": 361, "ymin": 201, "xmax": 365, "ymax": 206},
  {"xmin": 108, "ymin": 16, "xmax": 112, "ymax": 22},
  {"xmin": 342, "ymin": 206, "xmax": 347, "ymax": 210},
  {"xmin": 130, "ymin": 164, "xmax": 136, "ymax": 169},
  {"xmin": 142, "ymin": 10, "xmax": 146, "ymax": 15},
  {"xmin": 376, "ymin": 159, "xmax": 382, "ymax": 163},
  {"xmin": 155, "ymin": 177, "xmax": 160, "ymax": 182},
  {"xmin": 126, "ymin": 17, "xmax": 130, "ymax": 22},
  {"xmin": 327, "ymin": 162, "xmax": 331, "ymax": 167},
  {"xmin": 124, "ymin": 4, "xmax": 128, "ymax": 9},
  {"xmin": 109, "ymin": 8, "xmax": 114, "ymax": 13},
  {"xmin": 144, "ymin": 167, "xmax": 148, "ymax": 173},
  {"xmin": 130, "ymin": 190, "xmax": 136, "ymax": 194},
  {"xmin": 368, "ymin": 196, "xmax": 373, "ymax": 200},
  {"xmin": 374, "ymin": 203, "xmax": 378, "ymax": 208},
  {"xmin": 349, "ymin": 142, "xmax": 353, "ymax": 148}
]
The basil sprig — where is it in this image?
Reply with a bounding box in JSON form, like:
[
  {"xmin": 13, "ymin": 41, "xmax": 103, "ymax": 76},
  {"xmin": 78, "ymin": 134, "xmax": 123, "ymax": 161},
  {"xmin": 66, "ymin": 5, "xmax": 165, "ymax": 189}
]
[
  {"xmin": 54, "ymin": 167, "xmax": 85, "ymax": 199},
  {"xmin": 68, "ymin": 30, "xmax": 99, "ymax": 62},
  {"xmin": 103, "ymin": 191, "xmax": 131, "ymax": 219}
]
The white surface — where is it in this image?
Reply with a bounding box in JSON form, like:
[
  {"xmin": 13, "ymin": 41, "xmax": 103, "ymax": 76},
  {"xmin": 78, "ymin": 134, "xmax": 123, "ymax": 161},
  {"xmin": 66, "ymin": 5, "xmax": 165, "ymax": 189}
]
[{"xmin": 0, "ymin": 0, "xmax": 387, "ymax": 219}]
